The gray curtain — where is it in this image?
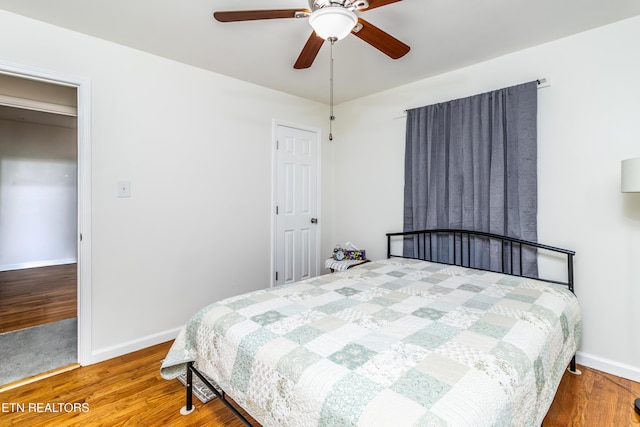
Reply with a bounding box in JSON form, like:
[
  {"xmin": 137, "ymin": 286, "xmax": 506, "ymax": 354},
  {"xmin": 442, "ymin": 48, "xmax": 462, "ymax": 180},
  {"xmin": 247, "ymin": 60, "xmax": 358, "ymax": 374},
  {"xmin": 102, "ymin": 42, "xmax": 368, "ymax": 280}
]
[{"xmin": 403, "ymin": 81, "xmax": 538, "ymax": 276}]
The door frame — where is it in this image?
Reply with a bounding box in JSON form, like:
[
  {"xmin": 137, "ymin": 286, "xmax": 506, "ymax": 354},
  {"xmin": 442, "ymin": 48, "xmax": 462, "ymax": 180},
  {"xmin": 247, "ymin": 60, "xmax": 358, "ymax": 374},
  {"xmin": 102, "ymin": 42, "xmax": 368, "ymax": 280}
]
[
  {"xmin": 271, "ymin": 119, "xmax": 322, "ymax": 287},
  {"xmin": 0, "ymin": 59, "xmax": 92, "ymax": 366}
]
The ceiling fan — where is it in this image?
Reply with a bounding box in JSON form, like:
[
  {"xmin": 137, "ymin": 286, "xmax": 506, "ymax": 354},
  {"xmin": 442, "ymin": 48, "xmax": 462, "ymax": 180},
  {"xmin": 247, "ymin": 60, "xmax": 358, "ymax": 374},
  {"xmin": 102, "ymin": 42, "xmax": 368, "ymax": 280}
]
[{"xmin": 213, "ymin": 0, "xmax": 410, "ymax": 69}]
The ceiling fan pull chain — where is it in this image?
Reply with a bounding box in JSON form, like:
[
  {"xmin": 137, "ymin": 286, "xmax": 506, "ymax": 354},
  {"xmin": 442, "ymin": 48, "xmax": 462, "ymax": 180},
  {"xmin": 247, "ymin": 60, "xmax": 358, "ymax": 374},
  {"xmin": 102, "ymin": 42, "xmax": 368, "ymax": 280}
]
[{"xmin": 329, "ymin": 37, "xmax": 336, "ymax": 141}]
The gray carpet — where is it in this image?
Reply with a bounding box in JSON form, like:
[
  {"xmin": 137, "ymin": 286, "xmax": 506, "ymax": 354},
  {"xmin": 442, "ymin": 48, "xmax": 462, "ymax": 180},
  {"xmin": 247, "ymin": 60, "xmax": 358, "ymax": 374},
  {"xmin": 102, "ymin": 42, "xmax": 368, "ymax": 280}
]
[{"xmin": 0, "ymin": 318, "xmax": 77, "ymax": 386}]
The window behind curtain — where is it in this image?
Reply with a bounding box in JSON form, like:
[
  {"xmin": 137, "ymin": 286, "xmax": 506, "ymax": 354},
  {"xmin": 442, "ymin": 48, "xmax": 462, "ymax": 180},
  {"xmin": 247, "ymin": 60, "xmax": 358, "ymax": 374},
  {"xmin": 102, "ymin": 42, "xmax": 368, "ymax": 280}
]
[{"xmin": 403, "ymin": 81, "xmax": 538, "ymax": 277}]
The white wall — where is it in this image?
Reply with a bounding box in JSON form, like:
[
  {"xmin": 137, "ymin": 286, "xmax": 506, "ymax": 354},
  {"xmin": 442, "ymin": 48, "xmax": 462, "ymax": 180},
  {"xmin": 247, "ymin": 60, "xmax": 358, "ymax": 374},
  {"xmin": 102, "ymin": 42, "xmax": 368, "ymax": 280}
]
[
  {"xmin": 0, "ymin": 118, "xmax": 77, "ymax": 269},
  {"xmin": 0, "ymin": 10, "xmax": 329, "ymax": 362},
  {"xmin": 329, "ymin": 15, "xmax": 640, "ymax": 381}
]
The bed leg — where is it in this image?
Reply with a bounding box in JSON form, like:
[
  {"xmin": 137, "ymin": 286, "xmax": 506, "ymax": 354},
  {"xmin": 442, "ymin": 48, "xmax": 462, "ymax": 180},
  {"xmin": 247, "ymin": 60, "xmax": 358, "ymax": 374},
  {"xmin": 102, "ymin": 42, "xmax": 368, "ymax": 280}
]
[
  {"xmin": 190, "ymin": 366, "xmax": 254, "ymax": 427},
  {"xmin": 180, "ymin": 362, "xmax": 196, "ymax": 415},
  {"xmin": 567, "ymin": 355, "xmax": 582, "ymax": 375}
]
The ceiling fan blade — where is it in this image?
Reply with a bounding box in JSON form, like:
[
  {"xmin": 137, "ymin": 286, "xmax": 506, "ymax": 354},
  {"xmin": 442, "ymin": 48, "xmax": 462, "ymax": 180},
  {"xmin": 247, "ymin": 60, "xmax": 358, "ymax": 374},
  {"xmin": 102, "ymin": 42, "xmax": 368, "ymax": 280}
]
[
  {"xmin": 213, "ymin": 9, "xmax": 308, "ymax": 22},
  {"xmin": 294, "ymin": 32, "xmax": 324, "ymax": 69},
  {"xmin": 352, "ymin": 18, "xmax": 410, "ymax": 59},
  {"xmin": 364, "ymin": 0, "xmax": 402, "ymax": 11}
]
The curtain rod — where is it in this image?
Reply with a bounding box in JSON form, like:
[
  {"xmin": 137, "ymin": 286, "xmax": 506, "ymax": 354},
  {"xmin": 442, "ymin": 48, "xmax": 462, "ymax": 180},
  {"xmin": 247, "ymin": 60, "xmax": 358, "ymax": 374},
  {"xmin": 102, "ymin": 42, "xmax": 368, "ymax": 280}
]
[{"xmin": 398, "ymin": 78, "xmax": 550, "ymax": 117}]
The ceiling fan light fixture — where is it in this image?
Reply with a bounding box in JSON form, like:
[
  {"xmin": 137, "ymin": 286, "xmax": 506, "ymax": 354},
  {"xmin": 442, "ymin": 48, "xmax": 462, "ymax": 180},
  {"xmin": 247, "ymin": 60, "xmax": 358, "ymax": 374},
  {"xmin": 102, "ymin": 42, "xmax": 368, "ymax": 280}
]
[{"xmin": 308, "ymin": 7, "xmax": 358, "ymax": 41}]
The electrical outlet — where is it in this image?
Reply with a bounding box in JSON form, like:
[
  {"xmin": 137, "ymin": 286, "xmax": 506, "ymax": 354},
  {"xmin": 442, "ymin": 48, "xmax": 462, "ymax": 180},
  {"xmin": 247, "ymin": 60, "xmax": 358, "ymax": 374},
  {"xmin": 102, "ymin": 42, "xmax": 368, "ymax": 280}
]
[{"xmin": 117, "ymin": 181, "xmax": 131, "ymax": 198}]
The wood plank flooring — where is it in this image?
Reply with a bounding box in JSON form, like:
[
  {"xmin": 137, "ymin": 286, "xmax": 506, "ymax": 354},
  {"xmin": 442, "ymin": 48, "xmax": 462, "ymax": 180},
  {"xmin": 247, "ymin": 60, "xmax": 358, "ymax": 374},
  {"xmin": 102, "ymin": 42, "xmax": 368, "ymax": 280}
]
[
  {"xmin": 545, "ymin": 365, "xmax": 640, "ymax": 426},
  {"xmin": 1, "ymin": 340, "xmax": 638, "ymax": 426},
  {"xmin": 0, "ymin": 264, "xmax": 77, "ymax": 333},
  {"xmin": 0, "ymin": 341, "xmax": 257, "ymax": 427}
]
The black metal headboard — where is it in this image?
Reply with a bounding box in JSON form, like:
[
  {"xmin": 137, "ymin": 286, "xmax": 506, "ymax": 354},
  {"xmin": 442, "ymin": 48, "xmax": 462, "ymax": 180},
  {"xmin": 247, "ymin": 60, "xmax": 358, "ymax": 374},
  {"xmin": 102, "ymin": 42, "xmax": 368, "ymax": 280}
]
[{"xmin": 386, "ymin": 229, "xmax": 575, "ymax": 292}]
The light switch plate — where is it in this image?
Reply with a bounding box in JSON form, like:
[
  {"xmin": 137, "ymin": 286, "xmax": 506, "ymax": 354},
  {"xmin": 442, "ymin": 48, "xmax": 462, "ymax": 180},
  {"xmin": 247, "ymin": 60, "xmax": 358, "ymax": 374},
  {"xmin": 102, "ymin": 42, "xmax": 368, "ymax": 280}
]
[{"xmin": 117, "ymin": 181, "xmax": 131, "ymax": 198}]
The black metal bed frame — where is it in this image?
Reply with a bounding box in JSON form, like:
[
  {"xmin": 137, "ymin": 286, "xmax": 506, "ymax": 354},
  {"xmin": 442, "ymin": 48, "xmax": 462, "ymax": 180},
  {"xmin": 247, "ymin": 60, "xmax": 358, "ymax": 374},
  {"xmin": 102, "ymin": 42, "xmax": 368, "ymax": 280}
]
[
  {"xmin": 386, "ymin": 229, "xmax": 575, "ymax": 290},
  {"xmin": 181, "ymin": 229, "xmax": 579, "ymax": 421},
  {"xmin": 183, "ymin": 361, "xmax": 254, "ymax": 426},
  {"xmin": 386, "ymin": 228, "xmax": 578, "ymax": 373}
]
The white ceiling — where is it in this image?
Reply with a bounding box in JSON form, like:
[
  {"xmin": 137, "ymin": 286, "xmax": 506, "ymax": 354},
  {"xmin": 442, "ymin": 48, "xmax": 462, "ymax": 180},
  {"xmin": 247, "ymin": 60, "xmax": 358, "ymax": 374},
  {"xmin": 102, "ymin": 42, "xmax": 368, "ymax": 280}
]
[{"xmin": 1, "ymin": 0, "xmax": 640, "ymax": 104}]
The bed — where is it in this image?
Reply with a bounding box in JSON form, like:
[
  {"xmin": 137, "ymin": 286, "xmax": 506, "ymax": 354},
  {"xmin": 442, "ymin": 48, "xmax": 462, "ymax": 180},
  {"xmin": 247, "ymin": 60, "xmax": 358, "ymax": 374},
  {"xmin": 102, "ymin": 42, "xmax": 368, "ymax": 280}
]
[{"xmin": 160, "ymin": 229, "xmax": 581, "ymax": 426}]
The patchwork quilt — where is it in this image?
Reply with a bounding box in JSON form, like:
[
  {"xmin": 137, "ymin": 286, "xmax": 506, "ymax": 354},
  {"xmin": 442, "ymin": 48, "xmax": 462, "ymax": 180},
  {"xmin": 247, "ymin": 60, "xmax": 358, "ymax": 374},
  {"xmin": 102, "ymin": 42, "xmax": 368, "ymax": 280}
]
[{"xmin": 161, "ymin": 258, "xmax": 581, "ymax": 426}]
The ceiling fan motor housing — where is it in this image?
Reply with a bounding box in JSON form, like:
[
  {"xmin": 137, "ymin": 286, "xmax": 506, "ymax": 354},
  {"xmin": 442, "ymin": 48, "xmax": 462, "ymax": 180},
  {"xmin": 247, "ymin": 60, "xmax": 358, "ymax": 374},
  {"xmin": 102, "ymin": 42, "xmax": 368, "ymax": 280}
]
[{"xmin": 309, "ymin": 0, "xmax": 370, "ymax": 12}]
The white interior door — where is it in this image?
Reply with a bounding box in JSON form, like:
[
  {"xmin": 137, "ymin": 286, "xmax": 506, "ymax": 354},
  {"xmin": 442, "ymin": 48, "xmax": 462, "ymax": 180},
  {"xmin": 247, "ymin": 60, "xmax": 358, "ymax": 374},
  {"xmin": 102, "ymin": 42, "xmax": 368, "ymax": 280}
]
[{"xmin": 274, "ymin": 123, "xmax": 319, "ymax": 286}]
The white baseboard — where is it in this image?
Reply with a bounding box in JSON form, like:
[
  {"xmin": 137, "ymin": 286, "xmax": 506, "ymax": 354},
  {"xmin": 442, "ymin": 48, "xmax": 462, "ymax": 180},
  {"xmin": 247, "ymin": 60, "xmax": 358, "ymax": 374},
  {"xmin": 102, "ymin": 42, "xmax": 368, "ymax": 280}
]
[
  {"xmin": 0, "ymin": 258, "xmax": 77, "ymax": 272},
  {"xmin": 87, "ymin": 327, "xmax": 182, "ymax": 365},
  {"xmin": 576, "ymin": 351, "xmax": 640, "ymax": 382}
]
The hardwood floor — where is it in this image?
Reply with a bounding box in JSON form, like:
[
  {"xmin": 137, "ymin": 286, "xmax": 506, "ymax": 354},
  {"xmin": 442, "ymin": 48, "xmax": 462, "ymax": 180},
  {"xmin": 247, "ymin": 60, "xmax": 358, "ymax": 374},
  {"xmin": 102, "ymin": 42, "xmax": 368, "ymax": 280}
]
[
  {"xmin": 0, "ymin": 340, "xmax": 638, "ymax": 426},
  {"xmin": 0, "ymin": 341, "xmax": 257, "ymax": 427},
  {"xmin": 545, "ymin": 365, "xmax": 640, "ymax": 426},
  {"xmin": 0, "ymin": 264, "xmax": 77, "ymax": 333}
]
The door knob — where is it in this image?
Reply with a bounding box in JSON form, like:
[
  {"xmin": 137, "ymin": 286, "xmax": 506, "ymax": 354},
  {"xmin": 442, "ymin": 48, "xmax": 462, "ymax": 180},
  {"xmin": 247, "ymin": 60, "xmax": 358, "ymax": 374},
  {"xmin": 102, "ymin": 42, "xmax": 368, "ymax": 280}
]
[{"xmin": 310, "ymin": 218, "xmax": 318, "ymax": 224}]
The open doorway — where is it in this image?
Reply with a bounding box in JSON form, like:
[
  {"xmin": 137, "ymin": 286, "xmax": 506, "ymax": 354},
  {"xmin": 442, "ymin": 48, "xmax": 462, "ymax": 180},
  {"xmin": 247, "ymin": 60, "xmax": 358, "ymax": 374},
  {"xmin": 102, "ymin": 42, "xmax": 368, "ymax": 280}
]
[{"xmin": 0, "ymin": 74, "xmax": 79, "ymax": 386}]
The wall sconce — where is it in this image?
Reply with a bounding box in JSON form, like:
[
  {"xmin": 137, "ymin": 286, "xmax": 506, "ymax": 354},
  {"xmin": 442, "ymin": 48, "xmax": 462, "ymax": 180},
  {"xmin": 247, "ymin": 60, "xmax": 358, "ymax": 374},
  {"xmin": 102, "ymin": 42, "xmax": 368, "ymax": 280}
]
[{"xmin": 622, "ymin": 158, "xmax": 640, "ymax": 193}]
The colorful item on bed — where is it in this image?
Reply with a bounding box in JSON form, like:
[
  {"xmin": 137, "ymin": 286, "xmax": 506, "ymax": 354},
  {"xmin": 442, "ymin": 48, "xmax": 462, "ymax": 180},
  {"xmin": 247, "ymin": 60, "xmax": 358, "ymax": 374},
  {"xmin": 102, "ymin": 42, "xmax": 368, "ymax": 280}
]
[{"xmin": 161, "ymin": 258, "xmax": 581, "ymax": 426}]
